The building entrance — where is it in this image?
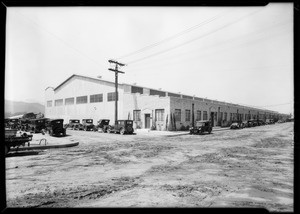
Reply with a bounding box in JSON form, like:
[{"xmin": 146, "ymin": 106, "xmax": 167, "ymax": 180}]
[{"xmin": 145, "ymin": 114, "xmax": 151, "ymax": 129}]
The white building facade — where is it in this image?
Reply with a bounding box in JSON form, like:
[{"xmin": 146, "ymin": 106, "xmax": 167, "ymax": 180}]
[{"xmin": 45, "ymin": 74, "xmax": 288, "ymax": 130}]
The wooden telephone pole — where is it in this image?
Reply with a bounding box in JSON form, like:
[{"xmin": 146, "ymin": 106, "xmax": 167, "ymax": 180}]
[{"xmin": 108, "ymin": 60, "xmax": 125, "ymax": 125}]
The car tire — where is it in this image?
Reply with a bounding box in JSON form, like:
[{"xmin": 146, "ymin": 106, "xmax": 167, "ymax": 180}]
[{"xmin": 120, "ymin": 128, "xmax": 125, "ymax": 135}]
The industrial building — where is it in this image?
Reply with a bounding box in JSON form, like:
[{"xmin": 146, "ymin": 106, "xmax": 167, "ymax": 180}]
[{"xmin": 45, "ymin": 74, "xmax": 289, "ymax": 130}]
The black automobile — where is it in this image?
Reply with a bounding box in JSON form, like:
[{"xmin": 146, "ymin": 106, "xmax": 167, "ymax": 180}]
[
  {"xmin": 7, "ymin": 119, "xmax": 20, "ymax": 129},
  {"xmin": 19, "ymin": 119, "xmax": 31, "ymax": 131},
  {"xmin": 28, "ymin": 118, "xmax": 48, "ymax": 133},
  {"xmin": 247, "ymin": 120, "xmax": 258, "ymax": 127},
  {"xmin": 189, "ymin": 120, "xmax": 212, "ymax": 135},
  {"xmin": 67, "ymin": 119, "xmax": 81, "ymax": 130},
  {"xmin": 95, "ymin": 119, "xmax": 110, "ymax": 132},
  {"xmin": 45, "ymin": 119, "xmax": 66, "ymax": 137},
  {"xmin": 230, "ymin": 121, "xmax": 242, "ymax": 129},
  {"xmin": 82, "ymin": 119, "xmax": 94, "ymax": 131},
  {"xmin": 108, "ymin": 120, "xmax": 134, "ymax": 135}
]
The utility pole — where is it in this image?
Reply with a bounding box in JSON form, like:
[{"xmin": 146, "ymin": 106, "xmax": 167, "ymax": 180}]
[{"xmin": 108, "ymin": 60, "xmax": 125, "ymax": 125}]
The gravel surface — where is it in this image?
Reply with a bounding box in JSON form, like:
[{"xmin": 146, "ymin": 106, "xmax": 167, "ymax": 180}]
[{"xmin": 5, "ymin": 122, "xmax": 294, "ymax": 211}]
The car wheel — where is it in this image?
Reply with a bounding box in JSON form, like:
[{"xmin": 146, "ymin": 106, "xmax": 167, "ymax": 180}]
[{"xmin": 120, "ymin": 128, "xmax": 125, "ymax": 135}]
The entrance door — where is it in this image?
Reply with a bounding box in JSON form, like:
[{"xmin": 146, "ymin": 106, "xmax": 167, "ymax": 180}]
[{"xmin": 145, "ymin": 114, "xmax": 151, "ymax": 129}]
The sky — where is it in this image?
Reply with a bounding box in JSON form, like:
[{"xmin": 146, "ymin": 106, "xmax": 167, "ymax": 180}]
[{"xmin": 5, "ymin": 3, "xmax": 293, "ymax": 115}]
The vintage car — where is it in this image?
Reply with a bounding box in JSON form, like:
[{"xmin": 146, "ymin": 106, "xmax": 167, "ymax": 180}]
[
  {"xmin": 7, "ymin": 119, "xmax": 20, "ymax": 129},
  {"xmin": 230, "ymin": 122, "xmax": 242, "ymax": 129},
  {"xmin": 82, "ymin": 119, "xmax": 94, "ymax": 131},
  {"xmin": 5, "ymin": 129, "xmax": 33, "ymax": 155},
  {"xmin": 108, "ymin": 120, "xmax": 134, "ymax": 135},
  {"xmin": 189, "ymin": 120, "xmax": 212, "ymax": 135},
  {"xmin": 95, "ymin": 119, "xmax": 110, "ymax": 132},
  {"xmin": 45, "ymin": 119, "xmax": 66, "ymax": 137},
  {"xmin": 28, "ymin": 118, "xmax": 48, "ymax": 133},
  {"xmin": 67, "ymin": 119, "xmax": 81, "ymax": 130},
  {"xmin": 247, "ymin": 120, "xmax": 258, "ymax": 127},
  {"xmin": 19, "ymin": 118, "xmax": 31, "ymax": 131}
]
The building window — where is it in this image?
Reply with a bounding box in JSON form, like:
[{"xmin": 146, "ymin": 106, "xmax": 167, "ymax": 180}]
[
  {"xmin": 133, "ymin": 110, "xmax": 141, "ymax": 121},
  {"xmin": 47, "ymin": 101, "xmax": 52, "ymax": 107},
  {"xmin": 230, "ymin": 113, "xmax": 233, "ymax": 121},
  {"xmin": 155, "ymin": 109, "xmax": 165, "ymax": 122},
  {"xmin": 175, "ymin": 109, "xmax": 181, "ymax": 121},
  {"xmin": 185, "ymin": 110, "xmax": 191, "ymax": 121},
  {"xmin": 90, "ymin": 94, "xmax": 103, "ymax": 103},
  {"xmin": 107, "ymin": 92, "xmax": 118, "ymax": 102},
  {"xmin": 65, "ymin": 97, "xmax": 74, "ymax": 105},
  {"xmin": 224, "ymin": 112, "xmax": 227, "ymax": 121},
  {"xmin": 76, "ymin": 96, "xmax": 87, "ymax": 104},
  {"xmin": 196, "ymin": 110, "xmax": 201, "ymax": 121},
  {"xmin": 203, "ymin": 111, "xmax": 208, "ymax": 120},
  {"xmin": 131, "ymin": 86, "xmax": 143, "ymax": 94},
  {"xmin": 54, "ymin": 99, "xmax": 63, "ymax": 106}
]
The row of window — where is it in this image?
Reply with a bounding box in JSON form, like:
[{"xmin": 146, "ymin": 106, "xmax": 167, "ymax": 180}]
[
  {"xmin": 47, "ymin": 92, "xmax": 118, "ymax": 107},
  {"xmin": 131, "ymin": 109, "xmax": 271, "ymax": 122}
]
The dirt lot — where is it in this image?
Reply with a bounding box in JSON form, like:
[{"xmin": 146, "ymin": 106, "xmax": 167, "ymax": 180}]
[{"xmin": 5, "ymin": 122, "xmax": 294, "ymax": 211}]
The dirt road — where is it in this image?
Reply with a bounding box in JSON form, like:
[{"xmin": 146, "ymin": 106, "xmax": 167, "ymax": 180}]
[{"xmin": 6, "ymin": 122, "xmax": 294, "ymax": 211}]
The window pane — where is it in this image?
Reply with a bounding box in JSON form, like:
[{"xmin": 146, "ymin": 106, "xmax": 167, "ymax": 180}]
[
  {"xmin": 107, "ymin": 92, "xmax": 118, "ymax": 102},
  {"xmin": 90, "ymin": 94, "xmax": 103, "ymax": 103},
  {"xmin": 76, "ymin": 96, "xmax": 87, "ymax": 104},
  {"xmin": 185, "ymin": 110, "xmax": 190, "ymax": 121},
  {"xmin": 175, "ymin": 109, "xmax": 181, "ymax": 121},
  {"xmin": 65, "ymin": 97, "xmax": 74, "ymax": 105},
  {"xmin": 155, "ymin": 109, "xmax": 164, "ymax": 121},
  {"xmin": 54, "ymin": 99, "xmax": 63, "ymax": 106},
  {"xmin": 133, "ymin": 110, "xmax": 141, "ymax": 121}
]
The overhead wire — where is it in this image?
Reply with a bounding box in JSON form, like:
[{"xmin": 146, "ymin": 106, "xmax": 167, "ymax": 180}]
[
  {"xmin": 115, "ymin": 9, "xmax": 230, "ymax": 61},
  {"xmin": 126, "ymin": 7, "xmax": 265, "ymax": 65},
  {"xmin": 13, "ymin": 10, "xmax": 108, "ymax": 69},
  {"xmin": 125, "ymin": 18, "xmax": 291, "ymax": 72}
]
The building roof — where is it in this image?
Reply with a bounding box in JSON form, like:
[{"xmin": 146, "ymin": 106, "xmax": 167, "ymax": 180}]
[{"xmin": 50, "ymin": 74, "xmax": 283, "ymax": 115}]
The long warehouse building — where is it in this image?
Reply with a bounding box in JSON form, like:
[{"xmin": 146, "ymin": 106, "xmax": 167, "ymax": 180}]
[{"xmin": 45, "ymin": 74, "xmax": 289, "ymax": 130}]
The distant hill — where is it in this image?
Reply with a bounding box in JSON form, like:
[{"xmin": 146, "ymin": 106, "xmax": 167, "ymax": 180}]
[{"xmin": 5, "ymin": 100, "xmax": 45, "ymax": 118}]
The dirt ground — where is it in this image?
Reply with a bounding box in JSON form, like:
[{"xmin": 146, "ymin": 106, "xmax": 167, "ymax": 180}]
[{"xmin": 5, "ymin": 122, "xmax": 294, "ymax": 211}]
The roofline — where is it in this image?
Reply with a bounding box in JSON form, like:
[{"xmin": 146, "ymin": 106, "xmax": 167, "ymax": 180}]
[
  {"xmin": 52, "ymin": 74, "xmax": 286, "ymax": 115},
  {"xmin": 54, "ymin": 74, "xmax": 120, "ymax": 91}
]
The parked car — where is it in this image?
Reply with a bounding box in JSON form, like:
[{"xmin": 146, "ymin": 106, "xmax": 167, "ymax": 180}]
[
  {"xmin": 95, "ymin": 119, "xmax": 110, "ymax": 132},
  {"xmin": 7, "ymin": 119, "xmax": 20, "ymax": 129},
  {"xmin": 266, "ymin": 119, "xmax": 275, "ymax": 124},
  {"xmin": 28, "ymin": 118, "xmax": 48, "ymax": 133},
  {"xmin": 248, "ymin": 119, "xmax": 258, "ymax": 127},
  {"xmin": 82, "ymin": 119, "xmax": 94, "ymax": 131},
  {"xmin": 189, "ymin": 120, "xmax": 212, "ymax": 135},
  {"xmin": 67, "ymin": 119, "xmax": 81, "ymax": 130},
  {"xmin": 230, "ymin": 121, "xmax": 243, "ymax": 129},
  {"xmin": 19, "ymin": 118, "xmax": 31, "ymax": 131},
  {"xmin": 108, "ymin": 120, "xmax": 134, "ymax": 135},
  {"xmin": 45, "ymin": 119, "xmax": 66, "ymax": 136},
  {"xmin": 257, "ymin": 120, "xmax": 265, "ymax": 126}
]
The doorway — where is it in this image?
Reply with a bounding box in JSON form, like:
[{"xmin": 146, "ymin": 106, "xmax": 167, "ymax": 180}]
[
  {"xmin": 145, "ymin": 114, "xmax": 151, "ymax": 129},
  {"xmin": 210, "ymin": 112, "xmax": 214, "ymax": 126}
]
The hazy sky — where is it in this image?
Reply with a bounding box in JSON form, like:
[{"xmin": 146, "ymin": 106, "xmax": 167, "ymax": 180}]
[{"xmin": 5, "ymin": 3, "xmax": 293, "ymax": 115}]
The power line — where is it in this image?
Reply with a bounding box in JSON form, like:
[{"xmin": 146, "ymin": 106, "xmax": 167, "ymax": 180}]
[
  {"xmin": 127, "ymin": 18, "xmax": 291, "ymax": 70},
  {"xmin": 115, "ymin": 9, "xmax": 230, "ymax": 60},
  {"xmin": 13, "ymin": 11, "xmax": 108, "ymax": 69},
  {"xmin": 258, "ymin": 102, "xmax": 293, "ymax": 108},
  {"xmin": 126, "ymin": 7, "xmax": 265, "ymax": 65}
]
